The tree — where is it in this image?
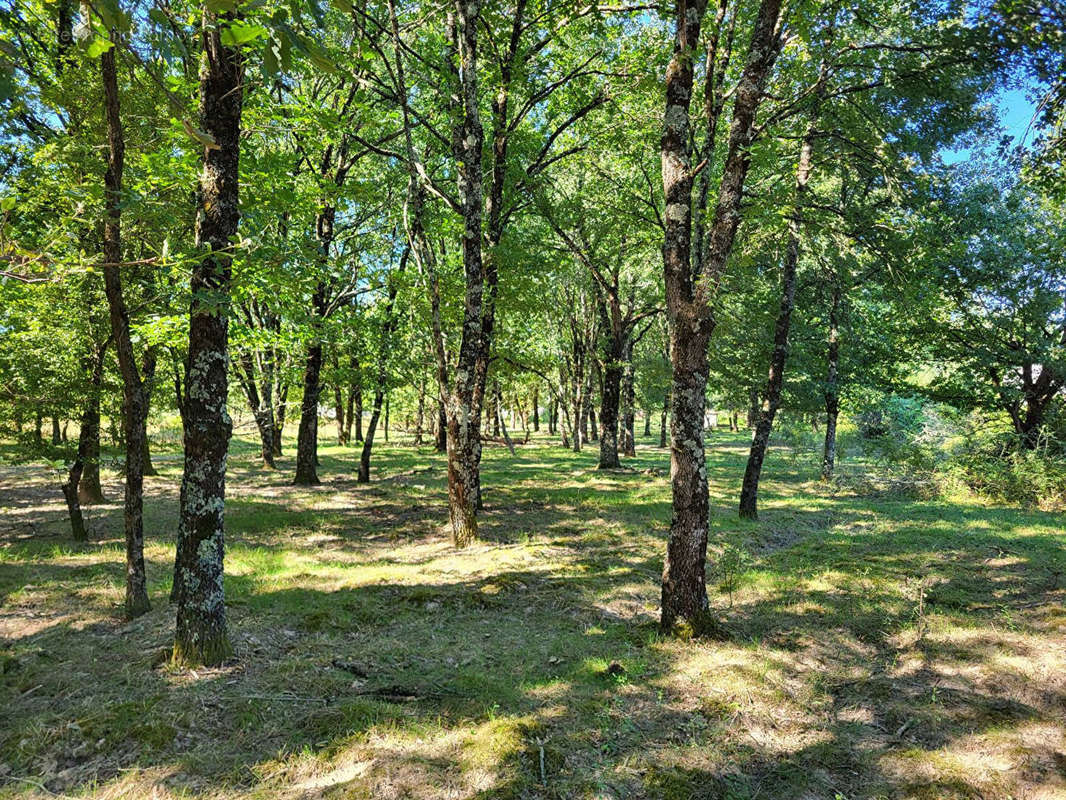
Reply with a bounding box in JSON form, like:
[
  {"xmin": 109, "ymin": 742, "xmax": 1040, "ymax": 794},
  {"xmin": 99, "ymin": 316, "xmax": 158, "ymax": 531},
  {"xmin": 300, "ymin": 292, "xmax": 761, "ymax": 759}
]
[
  {"xmin": 541, "ymin": 147, "xmax": 661, "ymax": 469},
  {"xmin": 926, "ymin": 171, "xmax": 1065, "ymax": 449},
  {"xmin": 358, "ymin": 243, "xmax": 405, "ymax": 482},
  {"xmin": 98, "ymin": 30, "xmax": 152, "ymax": 616},
  {"xmin": 172, "ymin": 8, "xmax": 242, "ymax": 667},
  {"xmin": 659, "ymin": 0, "xmax": 785, "ymax": 636}
]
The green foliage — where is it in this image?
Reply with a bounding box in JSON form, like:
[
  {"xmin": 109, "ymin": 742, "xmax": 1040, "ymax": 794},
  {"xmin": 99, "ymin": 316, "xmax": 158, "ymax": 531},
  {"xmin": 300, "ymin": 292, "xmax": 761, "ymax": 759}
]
[{"xmin": 944, "ymin": 422, "xmax": 1066, "ymax": 508}]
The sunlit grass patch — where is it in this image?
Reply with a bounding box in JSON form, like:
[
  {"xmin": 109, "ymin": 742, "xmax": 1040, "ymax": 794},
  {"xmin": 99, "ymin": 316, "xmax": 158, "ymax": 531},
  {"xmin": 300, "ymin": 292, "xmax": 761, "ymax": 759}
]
[{"xmin": 0, "ymin": 431, "xmax": 1063, "ymax": 799}]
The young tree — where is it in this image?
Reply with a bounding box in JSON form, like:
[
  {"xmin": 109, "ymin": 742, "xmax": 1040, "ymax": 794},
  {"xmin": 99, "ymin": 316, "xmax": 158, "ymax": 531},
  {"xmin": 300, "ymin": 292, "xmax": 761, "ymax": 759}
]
[{"xmin": 98, "ymin": 36, "xmax": 152, "ymax": 616}]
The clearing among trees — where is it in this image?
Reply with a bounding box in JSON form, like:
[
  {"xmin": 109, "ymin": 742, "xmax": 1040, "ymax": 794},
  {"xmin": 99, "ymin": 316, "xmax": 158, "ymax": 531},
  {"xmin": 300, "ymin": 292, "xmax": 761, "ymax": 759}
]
[{"xmin": 1, "ymin": 433, "xmax": 1063, "ymax": 799}]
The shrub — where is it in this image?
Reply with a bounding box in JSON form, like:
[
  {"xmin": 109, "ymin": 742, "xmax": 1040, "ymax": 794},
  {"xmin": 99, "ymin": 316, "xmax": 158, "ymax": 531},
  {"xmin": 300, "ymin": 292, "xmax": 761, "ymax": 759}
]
[
  {"xmin": 856, "ymin": 395, "xmax": 959, "ymax": 474},
  {"xmin": 945, "ymin": 424, "xmax": 1066, "ymax": 509}
]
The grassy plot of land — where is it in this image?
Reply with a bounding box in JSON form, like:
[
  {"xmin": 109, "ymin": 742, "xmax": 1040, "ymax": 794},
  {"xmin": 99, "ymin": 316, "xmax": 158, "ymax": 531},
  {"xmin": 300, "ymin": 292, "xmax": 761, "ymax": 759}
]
[{"xmin": 0, "ymin": 432, "xmax": 1064, "ymax": 799}]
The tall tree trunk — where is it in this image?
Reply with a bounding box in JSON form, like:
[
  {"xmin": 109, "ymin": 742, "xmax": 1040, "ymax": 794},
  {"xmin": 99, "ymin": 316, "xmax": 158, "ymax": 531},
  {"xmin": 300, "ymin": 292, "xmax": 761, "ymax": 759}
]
[
  {"xmin": 532, "ymin": 386, "xmax": 539, "ymax": 431},
  {"xmin": 821, "ymin": 286, "xmax": 840, "ymax": 482},
  {"xmin": 100, "ymin": 43, "xmax": 150, "ymax": 618},
  {"xmin": 333, "ymin": 382, "xmax": 346, "ymax": 446},
  {"xmin": 173, "ymin": 11, "xmax": 240, "ymax": 666},
  {"xmin": 738, "ymin": 44, "xmax": 826, "ymax": 520},
  {"xmin": 173, "ymin": 356, "xmax": 186, "ymax": 426},
  {"xmin": 344, "ymin": 373, "xmax": 356, "ymax": 445},
  {"xmin": 272, "ymin": 370, "xmax": 287, "ymax": 456},
  {"xmin": 344, "ymin": 390, "xmax": 355, "ymax": 444},
  {"xmin": 142, "ymin": 351, "xmax": 158, "ymax": 477},
  {"xmin": 598, "ymin": 342, "xmax": 623, "ymax": 469},
  {"xmin": 74, "ymin": 407, "xmax": 105, "ymax": 501},
  {"xmin": 414, "ymin": 380, "xmax": 425, "ymax": 445},
  {"xmin": 35, "ymin": 408, "xmax": 43, "ymax": 444},
  {"xmin": 663, "ymin": 315, "xmax": 713, "ymax": 635},
  {"xmin": 77, "ymin": 393, "xmax": 105, "ymax": 503},
  {"xmin": 61, "ymin": 451, "xmax": 88, "ymax": 541},
  {"xmin": 329, "ymin": 351, "xmax": 347, "ymax": 446},
  {"xmin": 644, "ymin": 408, "xmax": 651, "ymax": 437},
  {"xmin": 237, "ymin": 351, "xmax": 275, "ymax": 468},
  {"xmin": 588, "ymin": 367, "xmax": 599, "ymax": 442},
  {"xmin": 56, "ymin": 0, "xmax": 73, "ymax": 71},
  {"xmin": 438, "ymin": 0, "xmax": 489, "ymax": 546},
  {"xmin": 357, "ymin": 257, "xmax": 402, "ymax": 482},
  {"xmin": 621, "ymin": 337, "xmax": 636, "ymax": 457},
  {"xmin": 294, "ymin": 340, "xmax": 323, "ymax": 485},
  {"xmin": 358, "ymin": 387, "xmax": 385, "ymax": 482},
  {"xmin": 63, "ymin": 346, "xmax": 106, "ymax": 542},
  {"xmin": 51, "ymin": 414, "xmax": 61, "ymax": 445},
  {"xmin": 659, "ymin": 390, "xmax": 669, "ymax": 448},
  {"xmin": 496, "ymin": 382, "xmax": 516, "ymax": 455},
  {"xmin": 659, "ymin": 0, "xmax": 783, "ymax": 636},
  {"xmin": 435, "ymin": 404, "xmax": 447, "ymax": 452},
  {"xmin": 351, "ymin": 361, "xmax": 363, "ymax": 442},
  {"xmin": 573, "ymin": 393, "xmax": 584, "ymax": 453}
]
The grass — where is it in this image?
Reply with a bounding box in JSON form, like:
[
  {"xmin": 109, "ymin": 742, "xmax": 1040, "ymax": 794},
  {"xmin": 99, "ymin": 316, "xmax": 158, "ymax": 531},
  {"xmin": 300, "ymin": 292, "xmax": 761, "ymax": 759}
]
[{"xmin": 0, "ymin": 427, "xmax": 1063, "ymax": 799}]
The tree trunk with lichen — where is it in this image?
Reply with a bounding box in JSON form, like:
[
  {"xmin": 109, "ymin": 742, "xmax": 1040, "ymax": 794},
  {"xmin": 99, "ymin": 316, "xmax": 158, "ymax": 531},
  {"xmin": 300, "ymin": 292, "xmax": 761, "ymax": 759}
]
[
  {"xmin": 659, "ymin": 0, "xmax": 783, "ymax": 636},
  {"xmin": 173, "ymin": 12, "xmax": 240, "ymax": 666},
  {"xmin": 662, "ymin": 318, "xmax": 714, "ymax": 635},
  {"xmin": 438, "ymin": 0, "xmax": 491, "ymax": 545}
]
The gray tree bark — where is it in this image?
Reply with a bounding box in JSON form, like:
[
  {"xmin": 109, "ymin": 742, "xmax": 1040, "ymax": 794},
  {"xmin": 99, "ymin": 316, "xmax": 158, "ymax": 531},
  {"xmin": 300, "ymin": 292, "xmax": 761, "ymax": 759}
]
[{"xmin": 173, "ymin": 11, "xmax": 241, "ymax": 666}]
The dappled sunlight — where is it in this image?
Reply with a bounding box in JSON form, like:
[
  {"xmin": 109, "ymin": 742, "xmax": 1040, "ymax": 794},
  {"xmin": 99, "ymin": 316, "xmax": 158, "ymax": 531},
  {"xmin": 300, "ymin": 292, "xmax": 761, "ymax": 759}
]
[{"xmin": 1, "ymin": 434, "xmax": 1063, "ymax": 798}]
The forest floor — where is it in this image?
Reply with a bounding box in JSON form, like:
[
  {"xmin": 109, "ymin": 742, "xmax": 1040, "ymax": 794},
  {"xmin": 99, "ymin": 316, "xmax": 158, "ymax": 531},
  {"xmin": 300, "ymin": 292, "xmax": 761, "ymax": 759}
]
[{"xmin": 0, "ymin": 430, "xmax": 1064, "ymax": 800}]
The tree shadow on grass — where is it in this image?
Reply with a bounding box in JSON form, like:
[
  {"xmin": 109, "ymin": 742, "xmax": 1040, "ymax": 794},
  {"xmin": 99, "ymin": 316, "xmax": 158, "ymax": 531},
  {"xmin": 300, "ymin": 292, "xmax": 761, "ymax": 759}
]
[
  {"xmin": 1, "ymin": 438, "xmax": 1064, "ymax": 798},
  {"xmin": 2, "ymin": 524, "xmax": 1064, "ymax": 799}
]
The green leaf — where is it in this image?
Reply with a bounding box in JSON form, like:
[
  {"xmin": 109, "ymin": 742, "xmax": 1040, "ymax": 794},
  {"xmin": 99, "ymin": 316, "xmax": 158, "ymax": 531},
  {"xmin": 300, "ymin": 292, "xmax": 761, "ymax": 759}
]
[
  {"xmin": 262, "ymin": 40, "xmax": 280, "ymax": 78},
  {"xmin": 86, "ymin": 36, "xmax": 115, "ymax": 58},
  {"xmin": 277, "ymin": 28, "xmax": 292, "ymax": 72},
  {"xmin": 220, "ymin": 22, "xmax": 268, "ymax": 47},
  {"xmin": 96, "ymin": 0, "xmax": 130, "ymax": 32},
  {"xmin": 205, "ymin": 0, "xmax": 238, "ymax": 14},
  {"xmin": 0, "ymin": 196, "xmax": 15, "ymax": 212},
  {"xmin": 302, "ymin": 39, "xmax": 337, "ymax": 73}
]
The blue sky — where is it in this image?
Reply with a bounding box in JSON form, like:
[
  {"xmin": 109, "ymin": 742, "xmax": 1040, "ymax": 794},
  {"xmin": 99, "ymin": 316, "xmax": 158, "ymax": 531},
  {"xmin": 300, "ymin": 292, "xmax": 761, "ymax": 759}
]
[{"xmin": 941, "ymin": 86, "xmax": 1040, "ymax": 164}]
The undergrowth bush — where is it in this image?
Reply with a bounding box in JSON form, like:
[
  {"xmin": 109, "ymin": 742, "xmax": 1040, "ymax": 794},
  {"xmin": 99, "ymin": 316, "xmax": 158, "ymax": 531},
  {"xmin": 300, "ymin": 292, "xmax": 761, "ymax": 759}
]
[
  {"xmin": 944, "ymin": 424, "xmax": 1066, "ymax": 509},
  {"xmin": 789, "ymin": 394, "xmax": 1066, "ymax": 509}
]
